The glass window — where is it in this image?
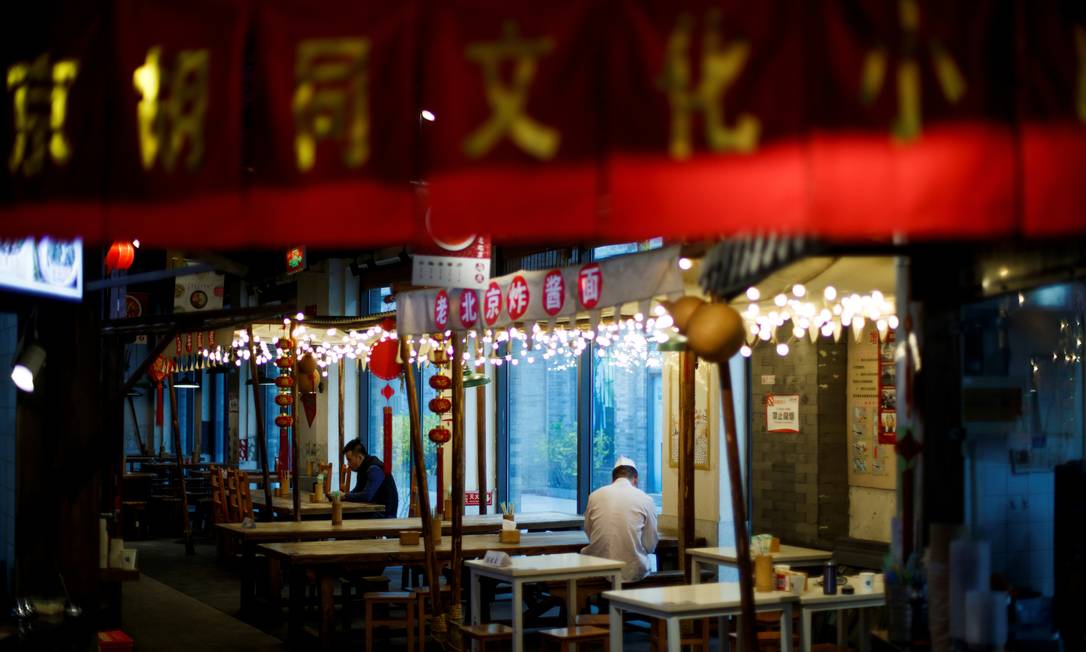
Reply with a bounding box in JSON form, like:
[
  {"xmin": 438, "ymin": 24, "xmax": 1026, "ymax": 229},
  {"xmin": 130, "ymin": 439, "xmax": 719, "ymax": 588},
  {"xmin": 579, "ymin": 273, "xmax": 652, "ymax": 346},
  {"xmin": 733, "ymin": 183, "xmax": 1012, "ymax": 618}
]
[
  {"xmin": 591, "ymin": 347, "xmax": 664, "ymax": 510},
  {"xmin": 507, "ymin": 355, "xmax": 579, "ymax": 513}
]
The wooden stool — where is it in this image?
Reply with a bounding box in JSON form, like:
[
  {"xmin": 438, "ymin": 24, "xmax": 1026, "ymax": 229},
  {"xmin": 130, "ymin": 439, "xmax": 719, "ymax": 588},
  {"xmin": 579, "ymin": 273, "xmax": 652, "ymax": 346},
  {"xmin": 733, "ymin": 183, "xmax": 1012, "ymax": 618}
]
[
  {"xmin": 574, "ymin": 614, "xmax": 610, "ymax": 628},
  {"xmin": 539, "ymin": 626, "xmax": 610, "ymax": 652},
  {"xmin": 342, "ymin": 575, "xmax": 390, "ymax": 629},
  {"xmin": 456, "ymin": 623, "xmax": 513, "ymax": 652},
  {"xmin": 413, "ymin": 584, "xmax": 452, "ymax": 652},
  {"xmin": 651, "ymin": 618, "xmax": 710, "ymax": 652},
  {"xmin": 364, "ymin": 591, "xmax": 416, "ymax": 652}
]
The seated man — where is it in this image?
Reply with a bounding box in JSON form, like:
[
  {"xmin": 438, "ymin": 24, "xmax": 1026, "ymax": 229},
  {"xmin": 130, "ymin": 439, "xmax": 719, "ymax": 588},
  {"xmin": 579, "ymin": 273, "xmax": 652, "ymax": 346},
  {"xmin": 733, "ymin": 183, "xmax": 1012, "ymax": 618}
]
[
  {"xmin": 342, "ymin": 438, "xmax": 398, "ymax": 518},
  {"xmin": 581, "ymin": 456, "xmax": 659, "ymax": 582}
]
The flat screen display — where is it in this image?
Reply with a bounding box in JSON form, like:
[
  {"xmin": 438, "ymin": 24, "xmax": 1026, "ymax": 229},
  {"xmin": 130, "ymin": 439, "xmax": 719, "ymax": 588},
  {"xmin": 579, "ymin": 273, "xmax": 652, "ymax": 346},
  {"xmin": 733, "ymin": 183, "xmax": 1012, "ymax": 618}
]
[{"xmin": 0, "ymin": 237, "xmax": 83, "ymax": 300}]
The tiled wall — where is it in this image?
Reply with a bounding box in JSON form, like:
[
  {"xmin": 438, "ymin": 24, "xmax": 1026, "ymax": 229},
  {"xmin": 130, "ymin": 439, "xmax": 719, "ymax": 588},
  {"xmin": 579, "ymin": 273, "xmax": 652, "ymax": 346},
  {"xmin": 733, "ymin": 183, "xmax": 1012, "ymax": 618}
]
[
  {"xmin": 973, "ymin": 443, "xmax": 1055, "ymax": 596},
  {"xmin": 0, "ymin": 314, "xmax": 16, "ymax": 597}
]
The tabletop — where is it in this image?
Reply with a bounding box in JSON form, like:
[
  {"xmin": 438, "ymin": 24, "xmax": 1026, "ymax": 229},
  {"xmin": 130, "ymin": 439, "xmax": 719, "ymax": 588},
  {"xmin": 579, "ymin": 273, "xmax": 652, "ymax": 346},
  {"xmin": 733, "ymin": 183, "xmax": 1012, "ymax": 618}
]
[
  {"xmin": 688, "ymin": 545, "xmax": 832, "ymax": 565},
  {"xmin": 250, "ymin": 492, "xmax": 382, "ymax": 515},
  {"xmin": 466, "ymin": 552, "xmax": 624, "ymax": 578},
  {"xmin": 217, "ymin": 511, "xmax": 583, "ymax": 541},
  {"xmin": 799, "ymin": 574, "xmax": 885, "ymax": 606},
  {"xmin": 259, "ymin": 531, "xmax": 589, "ymax": 565},
  {"xmin": 603, "ymin": 581, "xmax": 797, "ymax": 614}
]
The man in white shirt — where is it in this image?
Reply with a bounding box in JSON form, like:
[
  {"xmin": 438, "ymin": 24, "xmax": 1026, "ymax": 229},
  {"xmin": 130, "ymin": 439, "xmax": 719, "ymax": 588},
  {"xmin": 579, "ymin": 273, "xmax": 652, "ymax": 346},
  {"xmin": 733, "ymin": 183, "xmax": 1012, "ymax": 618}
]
[{"xmin": 581, "ymin": 456, "xmax": 660, "ymax": 582}]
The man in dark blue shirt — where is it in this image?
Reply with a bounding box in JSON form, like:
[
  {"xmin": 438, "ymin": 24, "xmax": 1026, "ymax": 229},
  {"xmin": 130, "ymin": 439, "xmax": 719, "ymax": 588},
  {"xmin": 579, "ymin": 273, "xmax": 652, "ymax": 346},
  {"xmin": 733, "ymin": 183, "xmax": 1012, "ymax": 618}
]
[{"xmin": 342, "ymin": 438, "xmax": 398, "ymax": 518}]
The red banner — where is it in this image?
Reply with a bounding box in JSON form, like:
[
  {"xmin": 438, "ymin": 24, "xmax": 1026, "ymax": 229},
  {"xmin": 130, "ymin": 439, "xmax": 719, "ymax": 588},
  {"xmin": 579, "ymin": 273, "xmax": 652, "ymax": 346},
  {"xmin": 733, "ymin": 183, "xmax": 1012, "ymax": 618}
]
[{"xmin": 0, "ymin": 0, "xmax": 1084, "ymax": 245}]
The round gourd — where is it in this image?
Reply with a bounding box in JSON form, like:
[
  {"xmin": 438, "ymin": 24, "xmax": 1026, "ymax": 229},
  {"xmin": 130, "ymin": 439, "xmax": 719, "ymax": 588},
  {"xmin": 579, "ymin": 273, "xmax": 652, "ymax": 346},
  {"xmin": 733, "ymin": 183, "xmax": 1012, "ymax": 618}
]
[
  {"xmin": 668, "ymin": 296, "xmax": 706, "ymax": 334},
  {"xmin": 685, "ymin": 302, "xmax": 745, "ymax": 362}
]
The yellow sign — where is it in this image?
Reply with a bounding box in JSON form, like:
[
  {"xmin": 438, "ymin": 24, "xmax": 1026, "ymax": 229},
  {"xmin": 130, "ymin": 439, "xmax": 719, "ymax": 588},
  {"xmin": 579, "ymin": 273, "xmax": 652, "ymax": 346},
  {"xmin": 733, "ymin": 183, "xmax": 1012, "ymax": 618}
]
[
  {"xmin": 293, "ymin": 38, "xmax": 370, "ymax": 172},
  {"xmin": 7, "ymin": 54, "xmax": 79, "ymax": 176},
  {"xmin": 133, "ymin": 46, "xmax": 210, "ymax": 172}
]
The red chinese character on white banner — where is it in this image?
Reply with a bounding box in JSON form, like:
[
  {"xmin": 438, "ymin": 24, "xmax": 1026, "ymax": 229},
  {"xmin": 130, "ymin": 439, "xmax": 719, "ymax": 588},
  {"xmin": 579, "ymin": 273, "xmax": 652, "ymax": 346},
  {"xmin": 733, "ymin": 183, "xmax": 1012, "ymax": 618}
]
[
  {"xmin": 578, "ymin": 263, "xmax": 602, "ymax": 309},
  {"xmin": 507, "ymin": 275, "xmax": 530, "ymax": 320},
  {"xmin": 483, "ymin": 281, "xmax": 503, "ymax": 325},
  {"xmin": 543, "ymin": 269, "xmax": 565, "ymax": 316},
  {"xmin": 434, "ymin": 290, "xmax": 449, "ymax": 330},
  {"xmin": 459, "ymin": 289, "xmax": 479, "ymax": 328}
]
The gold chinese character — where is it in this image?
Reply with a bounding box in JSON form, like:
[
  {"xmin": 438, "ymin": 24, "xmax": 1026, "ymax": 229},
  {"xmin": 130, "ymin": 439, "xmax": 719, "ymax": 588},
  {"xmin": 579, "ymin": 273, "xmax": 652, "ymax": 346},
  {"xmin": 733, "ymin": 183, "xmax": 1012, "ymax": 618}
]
[
  {"xmin": 1076, "ymin": 25, "xmax": 1085, "ymax": 122},
  {"xmin": 133, "ymin": 47, "xmax": 210, "ymax": 172},
  {"xmin": 859, "ymin": 0, "xmax": 966, "ymax": 141},
  {"xmin": 463, "ymin": 21, "xmax": 559, "ymax": 161},
  {"xmin": 7, "ymin": 53, "xmax": 79, "ymax": 176},
  {"xmin": 293, "ymin": 38, "xmax": 370, "ymax": 172},
  {"xmin": 658, "ymin": 10, "xmax": 760, "ymax": 160}
]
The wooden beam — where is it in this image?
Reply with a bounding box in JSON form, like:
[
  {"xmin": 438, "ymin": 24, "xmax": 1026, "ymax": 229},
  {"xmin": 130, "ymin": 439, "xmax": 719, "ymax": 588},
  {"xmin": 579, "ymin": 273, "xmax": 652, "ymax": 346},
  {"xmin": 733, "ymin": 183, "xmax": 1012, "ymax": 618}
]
[
  {"xmin": 120, "ymin": 329, "xmax": 178, "ymax": 398},
  {"xmin": 476, "ymin": 375, "xmax": 487, "ymax": 516},
  {"xmin": 718, "ymin": 362, "xmax": 756, "ymax": 652},
  {"xmin": 290, "ymin": 321, "xmax": 301, "ymax": 522},
  {"xmin": 450, "ymin": 335, "xmax": 466, "ymax": 624},
  {"xmin": 402, "ymin": 339, "xmax": 443, "ymax": 631},
  {"xmin": 247, "ymin": 325, "xmax": 274, "ymax": 522},
  {"xmin": 101, "ymin": 305, "xmax": 292, "ymax": 338},
  {"xmin": 678, "ymin": 349, "xmax": 696, "ymax": 582},
  {"xmin": 337, "ymin": 358, "xmax": 346, "ymax": 493},
  {"xmin": 168, "ymin": 377, "xmax": 194, "ymax": 554}
]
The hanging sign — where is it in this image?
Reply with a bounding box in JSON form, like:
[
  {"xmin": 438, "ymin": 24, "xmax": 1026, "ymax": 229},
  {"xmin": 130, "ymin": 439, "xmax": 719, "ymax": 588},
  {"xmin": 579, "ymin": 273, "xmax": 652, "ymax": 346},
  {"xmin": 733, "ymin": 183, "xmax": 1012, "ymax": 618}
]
[
  {"xmin": 411, "ymin": 234, "xmax": 492, "ymax": 289},
  {"xmin": 173, "ymin": 266, "xmax": 224, "ymax": 312},
  {"xmin": 483, "ymin": 281, "xmax": 503, "ymax": 326},
  {"xmin": 285, "ymin": 246, "xmax": 307, "ymax": 274},
  {"xmin": 464, "ymin": 490, "xmax": 493, "ymax": 506},
  {"xmin": 766, "ymin": 394, "xmax": 800, "ymax": 433},
  {"xmin": 397, "ymin": 245, "xmax": 684, "ymax": 335}
]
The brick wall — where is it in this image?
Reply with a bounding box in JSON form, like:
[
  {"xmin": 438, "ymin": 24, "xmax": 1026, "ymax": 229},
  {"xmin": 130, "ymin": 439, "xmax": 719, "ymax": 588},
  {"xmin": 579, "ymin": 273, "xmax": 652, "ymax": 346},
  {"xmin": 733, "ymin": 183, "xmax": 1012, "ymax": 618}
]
[{"xmin": 751, "ymin": 338, "xmax": 848, "ymax": 549}]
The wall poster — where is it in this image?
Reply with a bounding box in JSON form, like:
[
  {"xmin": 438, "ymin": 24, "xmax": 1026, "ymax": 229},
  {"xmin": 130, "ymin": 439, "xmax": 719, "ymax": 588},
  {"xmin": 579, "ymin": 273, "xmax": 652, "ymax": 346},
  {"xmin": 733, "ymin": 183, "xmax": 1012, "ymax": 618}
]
[
  {"xmin": 766, "ymin": 394, "xmax": 800, "ymax": 433},
  {"xmin": 847, "ymin": 325, "xmax": 897, "ymax": 490},
  {"xmin": 665, "ymin": 354, "xmax": 711, "ymax": 470}
]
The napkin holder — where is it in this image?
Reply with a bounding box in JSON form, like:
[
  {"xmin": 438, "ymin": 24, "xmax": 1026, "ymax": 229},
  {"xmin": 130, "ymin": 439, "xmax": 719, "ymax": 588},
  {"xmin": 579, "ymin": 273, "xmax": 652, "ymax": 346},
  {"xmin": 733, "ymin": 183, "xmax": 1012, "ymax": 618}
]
[
  {"xmin": 483, "ymin": 550, "xmax": 513, "ymax": 567},
  {"xmin": 499, "ymin": 519, "xmax": 520, "ymax": 543},
  {"xmin": 399, "ymin": 531, "xmax": 421, "ymax": 545}
]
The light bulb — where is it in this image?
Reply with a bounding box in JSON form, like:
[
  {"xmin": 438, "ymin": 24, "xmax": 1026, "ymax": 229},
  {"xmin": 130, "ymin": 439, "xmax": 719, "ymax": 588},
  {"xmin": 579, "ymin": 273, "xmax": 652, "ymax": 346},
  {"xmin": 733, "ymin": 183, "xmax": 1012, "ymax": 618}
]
[
  {"xmin": 746, "ymin": 287, "xmax": 760, "ymax": 301},
  {"xmin": 823, "ymin": 286, "xmax": 837, "ymax": 301},
  {"xmin": 421, "ymin": 109, "xmax": 436, "ymax": 122},
  {"xmin": 678, "ymin": 257, "xmax": 693, "ymax": 270},
  {"xmin": 774, "ymin": 294, "xmax": 787, "ymax": 307},
  {"xmin": 792, "ymin": 284, "xmax": 806, "ymax": 298},
  {"xmin": 740, "ymin": 345, "xmax": 752, "ymax": 358},
  {"xmin": 888, "ymin": 315, "xmax": 899, "ymax": 329},
  {"xmin": 776, "ymin": 343, "xmax": 789, "ymax": 356}
]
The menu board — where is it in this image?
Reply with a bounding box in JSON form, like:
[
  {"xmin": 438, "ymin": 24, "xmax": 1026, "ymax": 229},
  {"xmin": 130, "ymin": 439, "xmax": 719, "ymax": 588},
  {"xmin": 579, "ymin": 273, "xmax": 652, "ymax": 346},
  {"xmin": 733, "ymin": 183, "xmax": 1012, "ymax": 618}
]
[
  {"xmin": 847, "ymin": 324, "xmax": 896, "ymax": 490},
  {"xmin": 0, "ymin": 238, "xmax": 83, "ymax": 300}
]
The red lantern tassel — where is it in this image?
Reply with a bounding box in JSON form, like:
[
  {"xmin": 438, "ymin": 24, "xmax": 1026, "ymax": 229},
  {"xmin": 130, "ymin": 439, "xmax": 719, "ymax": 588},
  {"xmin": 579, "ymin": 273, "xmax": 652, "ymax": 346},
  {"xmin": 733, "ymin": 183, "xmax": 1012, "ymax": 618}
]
[
  {"xmin": 155, "ymin": 381, "xmax": 164, "ymax": 427},
  {"xmin": 435, "ymin": 445, "xmax": 444, "ymax": 516},
  {"xmin": 383, "ymin": 406, "xmax": 393, "ymax": 475},
  {"xmin": 279, "ymin": 428, "xmax": 290, "ymax": 473}
]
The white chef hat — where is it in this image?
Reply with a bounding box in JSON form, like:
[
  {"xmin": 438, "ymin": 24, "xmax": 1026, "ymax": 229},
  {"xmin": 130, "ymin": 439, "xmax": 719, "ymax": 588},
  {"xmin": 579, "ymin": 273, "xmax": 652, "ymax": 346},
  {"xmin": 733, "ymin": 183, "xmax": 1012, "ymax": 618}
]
[{"xmin": 614, "ymin": 456, "xmax": 637, "ymax": 471}]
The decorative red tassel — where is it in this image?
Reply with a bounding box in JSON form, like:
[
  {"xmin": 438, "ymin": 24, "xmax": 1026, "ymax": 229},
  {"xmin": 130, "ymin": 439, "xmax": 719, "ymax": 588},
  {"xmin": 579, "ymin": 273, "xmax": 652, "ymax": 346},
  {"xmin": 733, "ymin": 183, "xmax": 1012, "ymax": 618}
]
[
  {"xmin": 155, "ymin": 382, "xmax": 164, "ymax": 427},
  {"xmin": 383, "ymin": 406, "xmax": 393, "ymax": 475}
]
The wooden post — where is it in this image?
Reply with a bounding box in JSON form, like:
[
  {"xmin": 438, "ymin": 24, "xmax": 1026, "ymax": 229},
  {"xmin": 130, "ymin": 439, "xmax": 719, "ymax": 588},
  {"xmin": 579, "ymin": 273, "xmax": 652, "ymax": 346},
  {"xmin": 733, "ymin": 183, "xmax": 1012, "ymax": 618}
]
[
  {"xmin": 476, "ymin": 376, "xmax": 487, "ymax": 516},
  {"xmin": 289, "ymin": 322, "xmax": 301, "ymax": 522},
  {"xmin": 402, "ymin": 339, "xmax": 443, "ymax": 630},
  {"xmin": 718, "ymin": 362, "xmax": 756, "ymax": 652},
  {"xmin": 127, "ymin": 394, "xmax": 147, "ymax": 456},
  {"xmin": 338, "ymin": 358, "xmax": 345, "ymax": 492},
  {"xmin": 246, "ymin": 325, "xmax": 274, "ymax": 521},
  {"xmin": 168, "ymin": 377, "xmax": 194, "ymax": 554},
  {"xmin": 450, "ymin": 335, "xmax": 466, "ymax": 624},
  {"xmin": 678, "ymin": 349, "xmax": 696, "ymax": 581}
]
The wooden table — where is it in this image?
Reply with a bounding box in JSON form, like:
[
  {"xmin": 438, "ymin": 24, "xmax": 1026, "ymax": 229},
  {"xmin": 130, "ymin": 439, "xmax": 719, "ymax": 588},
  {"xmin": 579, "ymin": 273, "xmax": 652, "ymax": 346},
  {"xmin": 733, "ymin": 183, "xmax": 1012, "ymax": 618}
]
[
  {"xmin": 260, "ymin": 531, "xmax": 590, "ymax": 647},
  {"xmin": 467, "ymin": 553, "xmax": 623, "ymax": 652},
  {"xmin": 688, "ymin": 544, "xmax": 833, "ymax": 581},
  {"xmin": 800, "ymin": 575, "xmax": 884, "ymax": 652},
  {"xmin": 250, "ymin": 492, "xmax": 383, "ymax": 520},
  {"xmin": 221, "ymin": 512, "xmax": 583, "ymax": 614},
  {"xmin": 603, "ymin": 582, "xmax": 798, "ymax": 652}
]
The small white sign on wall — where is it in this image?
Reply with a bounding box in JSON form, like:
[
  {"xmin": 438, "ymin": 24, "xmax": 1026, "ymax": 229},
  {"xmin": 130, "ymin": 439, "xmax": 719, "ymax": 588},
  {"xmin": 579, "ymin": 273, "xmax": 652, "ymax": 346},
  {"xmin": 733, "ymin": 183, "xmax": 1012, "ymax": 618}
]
[
  {"xmin": 761, "ymin": 374, "xmax": 776, "ymax": 385},
  {"xmin": 766, "ymin": 394, "xmax": 800, "ymax": 433}
]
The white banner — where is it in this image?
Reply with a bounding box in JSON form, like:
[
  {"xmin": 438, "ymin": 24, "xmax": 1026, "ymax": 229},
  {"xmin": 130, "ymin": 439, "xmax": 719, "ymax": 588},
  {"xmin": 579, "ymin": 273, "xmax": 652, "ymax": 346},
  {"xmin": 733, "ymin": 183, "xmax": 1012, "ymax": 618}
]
[{"xmin": 397, "ymin": 245, "xmax": 684, "ymax": 336}]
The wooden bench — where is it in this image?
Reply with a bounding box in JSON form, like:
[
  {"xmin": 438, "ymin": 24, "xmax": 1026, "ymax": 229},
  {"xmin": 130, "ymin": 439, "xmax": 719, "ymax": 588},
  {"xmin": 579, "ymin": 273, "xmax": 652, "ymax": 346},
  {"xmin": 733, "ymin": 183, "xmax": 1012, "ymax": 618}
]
[{"xmin": 539, "ymin": 626, "xmax": 609, "ymax": 652}]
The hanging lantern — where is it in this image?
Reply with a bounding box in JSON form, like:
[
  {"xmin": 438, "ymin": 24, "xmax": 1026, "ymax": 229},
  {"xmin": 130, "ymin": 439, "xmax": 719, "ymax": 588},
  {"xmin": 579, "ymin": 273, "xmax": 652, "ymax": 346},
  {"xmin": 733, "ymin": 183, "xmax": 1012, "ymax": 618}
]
[
  {"xmin": 275, "ymin": 356, "xmax": 294, "ymax": 368},
  {"xmin": 428, "ymin": 426, "xmax": 451, "ymax": 444},
  {"xmin": 274, "ymin": 394, "xmax": 294, "ymax": 407},
  {"xmin": 105, "ymin": 241, "xmax": 136, "ymax": 273},
  {"xmin": 275, "ymin": 414, "xmax": 294, "ymax": 428},
  {"xmin": 429, "ymin": 374, "xmax": 452, "ymax": 391},
  {"xmin": 428, "ymin": 397, "xmax": 451, "ymax": 414},
  {"xmin": 277, "ymin": 338, "xmax": 292, "ymax": 350},
  {"xmin": 275, "ymin": 375, "xmax": 295, "ymax": 388}
]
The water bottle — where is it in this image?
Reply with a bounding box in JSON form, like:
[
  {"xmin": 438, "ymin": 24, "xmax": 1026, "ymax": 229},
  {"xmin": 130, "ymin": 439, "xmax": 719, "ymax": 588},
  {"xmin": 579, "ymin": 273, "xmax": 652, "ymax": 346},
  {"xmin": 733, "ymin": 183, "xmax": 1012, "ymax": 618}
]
[{"xmin": 822, "ymin": 560, "xmax": 837, "ymax": 595}]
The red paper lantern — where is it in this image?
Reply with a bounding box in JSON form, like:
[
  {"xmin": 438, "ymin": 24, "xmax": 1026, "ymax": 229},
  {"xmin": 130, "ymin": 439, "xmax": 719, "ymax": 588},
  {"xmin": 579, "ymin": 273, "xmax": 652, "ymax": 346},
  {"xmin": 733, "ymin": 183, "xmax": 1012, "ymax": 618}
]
[
  {"xmin": 369, "ymin": 338, "xmax": 402, "ymax": 381},
  {"xmin": 105, "ymin": 241, "xmax": 135, "ymax": 273},
  {"xmin": 277, "ymin": 338, "xmax": 292, "ymax": 349},
  {"xmin": 275, "ymin": 356, "xmax": 294, "ymax": 368},
  {"xmin": 428, "ymin": 397, "xmax": 451, "ymax": 414},
  {"xmin": 274, "ymin": 394, "xmax": 293, "ymax": 407},
  {"xmin": 275, "ymin": 415, "xmax": 294, "ymax": 428},
  {"xmin": 428, "ymin": 426, "xmax": 451, "ymax": 444},
  {"xmin": 429, "ymin": 375, "xmax": 452, "ymax": 391},
  {"xmin": 275, "ymin": 375, "xmax": 294, "ymax": 388}
]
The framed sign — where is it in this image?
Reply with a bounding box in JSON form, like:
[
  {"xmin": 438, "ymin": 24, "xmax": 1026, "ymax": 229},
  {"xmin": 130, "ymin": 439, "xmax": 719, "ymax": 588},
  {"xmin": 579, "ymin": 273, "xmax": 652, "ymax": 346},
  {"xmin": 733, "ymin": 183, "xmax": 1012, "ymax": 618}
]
[{"xmin": 766, "ymin": 394, "xmax": 800, "ymax": 433}]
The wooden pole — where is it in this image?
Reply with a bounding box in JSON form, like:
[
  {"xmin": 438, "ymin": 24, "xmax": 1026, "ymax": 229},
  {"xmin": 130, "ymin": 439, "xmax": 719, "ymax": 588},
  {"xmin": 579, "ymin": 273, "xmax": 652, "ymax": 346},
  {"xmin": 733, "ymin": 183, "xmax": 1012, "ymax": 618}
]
[
  {"xmin": 168, "ymin": 377, "xmax": 194, "ymax": 554},
  {"xmin": 450, "ymin": 335, "xmax": 466, "ymax": 625},
  {"xmin": 289, "ymin": 322, "xmax": 301, "ymax": 522},
  {"xmin": 678, "ymin": 350, "xmax": 696, "ymax": 582},
  {"xmin": 338, "ymin": 358, "xmax": 345, "ymax": 492},
  {"xmin": 247, "ymin": 325, "xmax": 274, "ymax": 521},
  {"xmin": 718, "ymin": 362, "xmax": 756, "ymax": 652},
  {"xmin": 127, "ymin": 394, "xmax": 147, "ymax": 456},
  {"xmin": 402, "ymin": 339, "xmax": 444, "ymax": 635}
]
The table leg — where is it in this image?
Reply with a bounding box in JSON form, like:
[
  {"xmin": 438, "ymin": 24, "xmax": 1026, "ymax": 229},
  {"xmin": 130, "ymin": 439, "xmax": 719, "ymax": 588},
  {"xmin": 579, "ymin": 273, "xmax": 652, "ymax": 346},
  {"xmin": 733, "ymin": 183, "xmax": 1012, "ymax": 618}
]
[
  {"xmin": 566, "ymin": 578, "xmax": 578, "ymax": 652},
  {"xmin": 609, "ymin": 606, "xmax": 622, "ymax": 652},
  {"xmin": 802, "ymin": 608, "xmax": 813, "ymax": 652},
  {"xmin": 780, "ymin": 604, "xmax": 793, "ymax": 652},
  {"xmin": 859, "ymin": 608, "xmax": 869, "ymax": 652},
  {"xmin": 718, "ymin": 616, "xmax": 729, "ymax": 652},
  {"xmin": 512, "ymin": 580, "xmax": 524, "ymax": 652},
  {"xmin": 691, "ymin": 558, "xmax": 702, "ymax": 585},
  {"xmin": 319, "ymin": 572, "xmax": 335, "ymax": 648},
  {"xmin": 268, "ymin": 557, "xmax": 283, "ymax": 611},
  {"xmin": 287, "ymin": 565, "xmax": 305, "ymax": 645},
  {"xmin": 240, "ymin": 541, "xmax": 255, "ymax": 615},
  {"xmin": 667, "ymin": 617, "xmax": 681, "ymax": 652},
  {"xmin": 837, "ymin": 608, "xmax": 846, "ymax": 649},
  {"xmin": 471, "ymin": 571, "xmax": 481, "ymax": 626}
]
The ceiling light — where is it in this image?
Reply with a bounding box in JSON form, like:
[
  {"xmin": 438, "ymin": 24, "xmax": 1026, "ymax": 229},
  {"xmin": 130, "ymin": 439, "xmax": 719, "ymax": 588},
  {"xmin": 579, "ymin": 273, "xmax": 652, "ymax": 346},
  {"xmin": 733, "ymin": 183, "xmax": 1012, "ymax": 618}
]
[
  {"xmin": 173, "ymin": 371, "xmax": 200, "ymax": 389},
  {"xmin": 421, "ymin": 109, "xmax": 436, "ymax": 122},
  {"xmin": 677, "ymin": 257, "xmax": 693, "ymax": 270}
]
